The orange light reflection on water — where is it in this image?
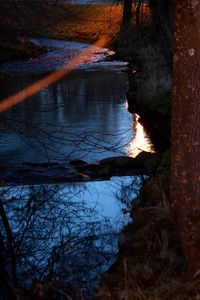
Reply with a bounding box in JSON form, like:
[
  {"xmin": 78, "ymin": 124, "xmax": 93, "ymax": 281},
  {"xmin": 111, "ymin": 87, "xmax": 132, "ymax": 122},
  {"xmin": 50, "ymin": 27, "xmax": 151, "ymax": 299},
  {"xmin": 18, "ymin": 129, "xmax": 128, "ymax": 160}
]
[
  {"xmin": 0, "ymin": 36, "xmax": 108, "ymax": 113},
  {"xmin": 126, "ymin": 113, "xmax": 154, "ymax": 157}
]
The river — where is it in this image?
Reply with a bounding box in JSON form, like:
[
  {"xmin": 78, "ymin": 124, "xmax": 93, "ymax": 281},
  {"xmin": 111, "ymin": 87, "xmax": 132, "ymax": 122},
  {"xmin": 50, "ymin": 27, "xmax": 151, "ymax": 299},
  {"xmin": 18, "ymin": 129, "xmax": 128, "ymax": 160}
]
[{"xmin": 0, "ymin": 38, "xmax": 153, "ymax": 298}]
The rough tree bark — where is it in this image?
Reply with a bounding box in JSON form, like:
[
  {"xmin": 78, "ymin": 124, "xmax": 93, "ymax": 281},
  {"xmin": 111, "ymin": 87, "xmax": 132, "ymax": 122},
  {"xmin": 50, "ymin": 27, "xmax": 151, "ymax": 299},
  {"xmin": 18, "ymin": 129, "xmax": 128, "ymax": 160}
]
[{"xmin": 171, "ymin": 0, "xmax": 200, "ymax": 275}]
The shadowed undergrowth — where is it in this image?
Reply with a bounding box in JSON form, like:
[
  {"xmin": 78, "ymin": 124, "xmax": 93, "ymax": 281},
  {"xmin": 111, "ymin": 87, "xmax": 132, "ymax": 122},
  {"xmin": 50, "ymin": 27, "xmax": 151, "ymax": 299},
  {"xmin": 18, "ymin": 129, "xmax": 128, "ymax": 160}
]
[{"xmin": 97, "ymin": 151, "xmax": 200, "ymax": 299}]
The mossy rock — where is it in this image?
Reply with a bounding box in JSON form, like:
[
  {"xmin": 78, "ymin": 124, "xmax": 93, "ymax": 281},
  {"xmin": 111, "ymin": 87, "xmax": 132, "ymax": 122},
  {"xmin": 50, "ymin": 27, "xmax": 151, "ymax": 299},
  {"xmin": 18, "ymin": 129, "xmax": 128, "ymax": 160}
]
[{"xmin": 99, "ymin": 152, "xmax": 161, "ymax": 176}]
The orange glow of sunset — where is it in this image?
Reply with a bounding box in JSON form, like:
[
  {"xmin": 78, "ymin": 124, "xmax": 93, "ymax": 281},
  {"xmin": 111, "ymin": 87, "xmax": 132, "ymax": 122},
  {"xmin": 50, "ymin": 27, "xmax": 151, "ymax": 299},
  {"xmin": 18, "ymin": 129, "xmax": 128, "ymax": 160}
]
[{"xmin": 126, "ymin": 114, "xmax": 154, "ymax": 157}]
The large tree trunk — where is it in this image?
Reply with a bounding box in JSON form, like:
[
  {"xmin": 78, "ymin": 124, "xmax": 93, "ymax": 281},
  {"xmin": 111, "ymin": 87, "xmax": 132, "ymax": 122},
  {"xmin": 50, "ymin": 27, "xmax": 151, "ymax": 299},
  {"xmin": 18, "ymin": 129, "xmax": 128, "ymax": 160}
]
[{"xmin": 171, "ymin": 0, "xmax": 200, "ymax": 275}]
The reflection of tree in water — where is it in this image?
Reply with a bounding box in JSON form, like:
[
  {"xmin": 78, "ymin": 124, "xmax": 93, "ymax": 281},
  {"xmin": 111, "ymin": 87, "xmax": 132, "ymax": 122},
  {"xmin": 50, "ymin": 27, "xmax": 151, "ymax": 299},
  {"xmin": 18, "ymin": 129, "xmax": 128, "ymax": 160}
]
[
  {"xmin": 116, "ymin": 176, "xmax": 142, "ymax": 208},
  {"xmin": 0, "ymin": 71, "xmax": 132, "ymax": 163},
  {"xmin": 0, "ymin": 116, "xmax": 133, "ymax": 164},
  {"xmin": 0, "ymin": 178, "xmax": 141, "ymax": 299}
]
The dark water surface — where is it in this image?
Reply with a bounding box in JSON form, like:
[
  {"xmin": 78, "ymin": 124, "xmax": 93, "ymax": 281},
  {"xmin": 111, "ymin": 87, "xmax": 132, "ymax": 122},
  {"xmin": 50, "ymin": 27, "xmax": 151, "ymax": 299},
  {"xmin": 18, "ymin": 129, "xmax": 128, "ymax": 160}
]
[
  {"xmin": 0, "ymin": 39, "xmax": 153, "ymax": 298},
  {"xmin": 0, "ymin": 38, "xmax": 153, "ymax": 164},
  {"xmin": 0, "ymin": 70, "xmax": 132, "ymax": 163}
]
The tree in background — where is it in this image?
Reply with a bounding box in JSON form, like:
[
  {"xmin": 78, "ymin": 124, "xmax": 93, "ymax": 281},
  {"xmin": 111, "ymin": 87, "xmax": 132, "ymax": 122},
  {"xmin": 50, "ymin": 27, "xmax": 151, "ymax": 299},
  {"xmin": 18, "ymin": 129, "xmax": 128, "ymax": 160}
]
[
  {"xmin": 171, "ymin": 0, "xmax": 200, "ymax": 275},
  {"xmin": 148, "ymin": 0, "xmax": 173, "ymax": 62},
  {"xmin": 121, "ymin": 0, "xmax": 145, "ymax": 33},
  {"xmin": 121, "ymin": 0, "xmax": 133, "ymax": 29}
]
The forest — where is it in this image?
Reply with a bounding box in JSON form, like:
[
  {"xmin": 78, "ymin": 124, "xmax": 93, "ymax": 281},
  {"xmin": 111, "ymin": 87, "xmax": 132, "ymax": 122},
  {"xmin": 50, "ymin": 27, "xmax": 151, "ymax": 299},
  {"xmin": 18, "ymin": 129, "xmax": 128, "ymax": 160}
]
[{"xmin": 0, "ymin": 0, "xmax": 200, "ymax": 299}]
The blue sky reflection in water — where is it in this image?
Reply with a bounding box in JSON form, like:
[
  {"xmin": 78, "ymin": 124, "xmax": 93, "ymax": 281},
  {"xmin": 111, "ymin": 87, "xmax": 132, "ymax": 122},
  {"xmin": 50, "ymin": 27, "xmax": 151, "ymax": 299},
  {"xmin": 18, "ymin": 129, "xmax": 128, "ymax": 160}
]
[
  {"xmin": 0, "ymin": 39, "xmax": 153, "ymax": 298},
  {"xmin": 0, "ymin": 176, "xmax": 141, "ymax": 298}
]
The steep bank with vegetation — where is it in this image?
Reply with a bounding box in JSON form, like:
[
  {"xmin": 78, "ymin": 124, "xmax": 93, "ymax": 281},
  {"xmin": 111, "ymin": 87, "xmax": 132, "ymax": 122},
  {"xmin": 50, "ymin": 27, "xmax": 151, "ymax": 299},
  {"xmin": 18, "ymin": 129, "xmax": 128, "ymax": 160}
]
[
  {"xmin": 97, "ymin": 1, "xmax": 200, "ymax": 297},
  {"xmin": 113, "ymin": 0, "xmax": 173, "ymax": 127},
  {"xmin": 112, "ymin": 1, "xmax": 172, "ymax": 150},
  {"xmin": 97, "ymin": 152, "xmax": 200, "ymax": 299}
]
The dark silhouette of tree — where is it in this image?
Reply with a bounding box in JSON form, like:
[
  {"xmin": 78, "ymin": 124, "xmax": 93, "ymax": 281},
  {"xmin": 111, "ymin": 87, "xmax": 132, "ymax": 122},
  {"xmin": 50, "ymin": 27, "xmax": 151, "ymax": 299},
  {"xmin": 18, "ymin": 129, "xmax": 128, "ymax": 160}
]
[
  {"xmin": 149, "ymin": 0, "xmax": 173, "ymax": 63},
  {"xmin": 121, "ymin": 0, "xmax": 133, "ymax": 29},
  {"xmin": 171, "ymin": 0, "xmax": 200, "ymax": 275},
  {"xmin": 135, "ymin": 0, "xmax": 142, "ymax": 35},
  {"xmin": 121, "ymin": 0, "xmax": 144, "ymax": 33}
]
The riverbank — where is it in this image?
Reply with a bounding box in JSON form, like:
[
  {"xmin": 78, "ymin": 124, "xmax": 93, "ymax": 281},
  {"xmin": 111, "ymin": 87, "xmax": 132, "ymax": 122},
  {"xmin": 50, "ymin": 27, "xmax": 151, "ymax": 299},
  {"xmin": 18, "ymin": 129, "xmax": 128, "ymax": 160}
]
[
  {"xmin": 95, "ymin": 13, "xmax": 200, "ymax": 299},
  {"xmin": 97, "ymin": 152, "xmax": 200, "ymax": 299},
  {"xmin": 96, "ymin": 2, "xmax": 200, "ymax": 300},
  {"xmin": 0, "ymin": 1, "xmax": 123, "ymax": 62},
  {"xmin": 118, "ymin": 27, "xmax": 172, "ymax": 151},
  {"xmin": 0, "ymin": 1, "xmax": 151, "ymax": 58},
  {"xmin": 96, "ymin": 21, "xmax": 200, "ymax": 299}
]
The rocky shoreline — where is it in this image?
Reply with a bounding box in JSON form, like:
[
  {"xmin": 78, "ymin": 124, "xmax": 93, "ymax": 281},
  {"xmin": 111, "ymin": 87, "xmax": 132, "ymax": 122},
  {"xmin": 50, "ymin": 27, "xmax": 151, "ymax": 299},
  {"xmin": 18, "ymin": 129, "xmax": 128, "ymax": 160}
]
[{"xmin": 0, "ymin": 152, "xmax": 161, "ymax": 185}]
